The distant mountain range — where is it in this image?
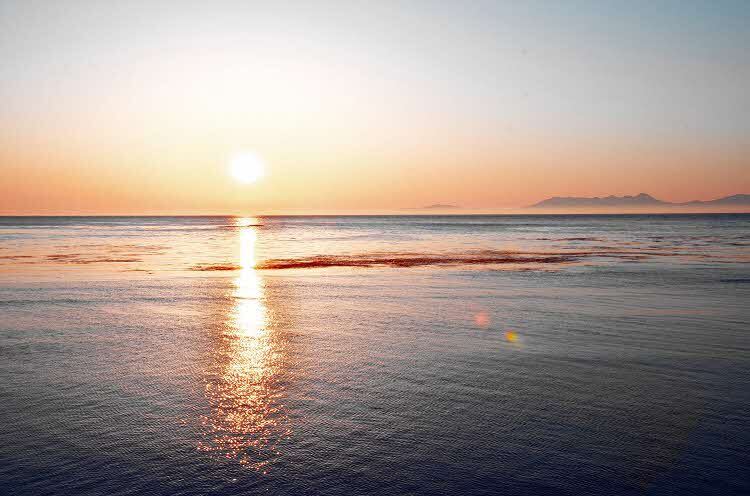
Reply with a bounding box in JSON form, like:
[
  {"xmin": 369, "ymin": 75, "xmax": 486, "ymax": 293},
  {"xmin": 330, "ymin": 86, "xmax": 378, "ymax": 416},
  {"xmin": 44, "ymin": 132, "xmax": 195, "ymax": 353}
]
[
  {"xmin": 529, "ymin": 193, "xmax": 750, "ymax": 209},
  {"xmin": 404, "ymin": 204, "xmax": 461, "ymax": 210}
]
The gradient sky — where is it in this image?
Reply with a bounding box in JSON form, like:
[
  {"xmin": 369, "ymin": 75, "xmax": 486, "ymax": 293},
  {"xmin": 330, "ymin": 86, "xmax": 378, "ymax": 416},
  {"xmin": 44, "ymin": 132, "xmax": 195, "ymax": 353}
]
[{"xmin": 1, "ymin": 0, "xmax": 749, "ymax": 214}]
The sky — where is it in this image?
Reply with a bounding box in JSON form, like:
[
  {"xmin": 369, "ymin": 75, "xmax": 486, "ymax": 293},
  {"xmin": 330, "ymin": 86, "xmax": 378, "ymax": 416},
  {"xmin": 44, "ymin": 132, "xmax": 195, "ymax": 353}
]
[{"xmin": 1, "ymin": 0, "xmax": 749, "ymax": 214}]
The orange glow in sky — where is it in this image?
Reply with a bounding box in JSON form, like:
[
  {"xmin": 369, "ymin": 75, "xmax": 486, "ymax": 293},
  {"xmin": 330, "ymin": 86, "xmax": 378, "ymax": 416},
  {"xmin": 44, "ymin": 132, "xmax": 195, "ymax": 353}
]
[{"xmin": 1, "ymin": 2, "xmax": 748, "ymax": 215}]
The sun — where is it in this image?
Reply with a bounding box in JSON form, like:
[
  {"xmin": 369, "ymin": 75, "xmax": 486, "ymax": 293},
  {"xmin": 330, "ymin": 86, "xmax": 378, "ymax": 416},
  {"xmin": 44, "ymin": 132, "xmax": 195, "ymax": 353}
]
[{"xmin": 229, "ymin": 152, "xmax": 266, "ymax": 184}]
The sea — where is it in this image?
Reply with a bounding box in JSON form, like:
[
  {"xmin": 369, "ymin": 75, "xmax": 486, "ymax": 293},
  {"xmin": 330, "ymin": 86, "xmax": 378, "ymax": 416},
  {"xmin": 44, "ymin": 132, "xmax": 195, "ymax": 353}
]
[{"xmin": 1, "ymin": 214, "xmax": 748, "ymax": 496}]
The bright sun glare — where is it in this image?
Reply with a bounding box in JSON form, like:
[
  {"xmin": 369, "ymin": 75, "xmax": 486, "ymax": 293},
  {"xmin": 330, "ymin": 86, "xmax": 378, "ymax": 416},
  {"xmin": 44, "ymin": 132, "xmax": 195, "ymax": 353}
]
[{"xmin": 230, "ymin": 153, "xmax": 266, "ymax": 184}]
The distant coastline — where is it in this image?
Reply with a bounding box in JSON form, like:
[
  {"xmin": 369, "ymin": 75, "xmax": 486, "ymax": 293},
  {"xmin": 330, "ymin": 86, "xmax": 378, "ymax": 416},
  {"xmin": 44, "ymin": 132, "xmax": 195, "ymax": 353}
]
[{"xmin": 403, "ymin": 204, "xmax": 461, "ymax": 211}]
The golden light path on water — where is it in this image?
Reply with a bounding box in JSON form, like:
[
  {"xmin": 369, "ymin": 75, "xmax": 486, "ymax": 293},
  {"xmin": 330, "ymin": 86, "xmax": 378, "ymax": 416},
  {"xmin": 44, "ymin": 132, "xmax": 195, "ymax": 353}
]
[{"xmin": 199, "ymin": 217, "xmax": 288, "ymax": 470}]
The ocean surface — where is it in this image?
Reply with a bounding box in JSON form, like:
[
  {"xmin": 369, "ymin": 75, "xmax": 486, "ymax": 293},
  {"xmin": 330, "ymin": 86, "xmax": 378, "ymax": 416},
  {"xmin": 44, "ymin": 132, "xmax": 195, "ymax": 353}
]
[{"xmin": 1, "ymin": 214, "xmax": 749, "ymax": 496}]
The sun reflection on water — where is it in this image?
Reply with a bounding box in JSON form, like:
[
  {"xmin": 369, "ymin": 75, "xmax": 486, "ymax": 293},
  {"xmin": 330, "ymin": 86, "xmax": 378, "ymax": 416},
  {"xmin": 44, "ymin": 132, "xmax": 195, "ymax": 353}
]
[{"xmin": 199, "ymin": 217, "xmax": 288, "ymax": 469}]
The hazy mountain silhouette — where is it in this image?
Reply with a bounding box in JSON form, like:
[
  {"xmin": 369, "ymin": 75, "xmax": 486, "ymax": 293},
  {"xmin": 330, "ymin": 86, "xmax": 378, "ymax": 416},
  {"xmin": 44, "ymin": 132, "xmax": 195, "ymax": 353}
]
[
  {"xmin": 680, "ymin": 194, "xmax": 750, "ymax": 206},
  {"xmin": 529, "ymin": 193, "xmax": 750, "ymax": 209},
  {"xmin": 404, "ymin": 204, "xmax": 461, "ymax": 210}
]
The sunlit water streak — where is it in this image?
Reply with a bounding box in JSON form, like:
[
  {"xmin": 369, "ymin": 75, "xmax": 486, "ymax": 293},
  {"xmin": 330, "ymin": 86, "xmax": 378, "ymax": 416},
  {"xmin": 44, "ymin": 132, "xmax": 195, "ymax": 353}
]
[{"xmin": 198, "ymin": 218, "xmax": 289, "ymax": 469}]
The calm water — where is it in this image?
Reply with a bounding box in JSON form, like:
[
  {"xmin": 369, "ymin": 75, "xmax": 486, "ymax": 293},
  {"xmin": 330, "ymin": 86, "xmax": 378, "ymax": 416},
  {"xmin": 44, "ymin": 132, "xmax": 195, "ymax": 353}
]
[{"xmin": 1, "ymin": 215, "xmax": 749, "ymax": 495}]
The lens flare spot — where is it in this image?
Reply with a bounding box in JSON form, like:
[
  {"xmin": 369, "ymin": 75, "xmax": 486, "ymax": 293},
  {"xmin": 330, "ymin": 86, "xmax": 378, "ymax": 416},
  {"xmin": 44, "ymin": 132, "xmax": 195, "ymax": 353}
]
[
  {"xmin": 505, "ymin": 331, "xmax": 519, "ymax": 343},
  {"xmin": 474, "ymin": 311, "xmax": 490, "ymax": 327}
]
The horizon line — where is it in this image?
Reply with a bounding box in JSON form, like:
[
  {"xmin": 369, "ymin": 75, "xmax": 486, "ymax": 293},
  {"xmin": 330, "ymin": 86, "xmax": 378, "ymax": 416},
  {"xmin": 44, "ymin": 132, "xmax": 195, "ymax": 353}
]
[{"xmin": 2, "ymin": 211, "xmax": 750, "ymax": 218}]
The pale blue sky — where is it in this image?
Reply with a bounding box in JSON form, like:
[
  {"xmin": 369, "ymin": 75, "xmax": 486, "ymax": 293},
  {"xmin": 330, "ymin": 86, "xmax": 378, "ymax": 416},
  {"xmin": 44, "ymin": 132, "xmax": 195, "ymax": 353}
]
[{"xmin": 3, "ymin": 0, "xmax": 748, "ymax": 139}]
